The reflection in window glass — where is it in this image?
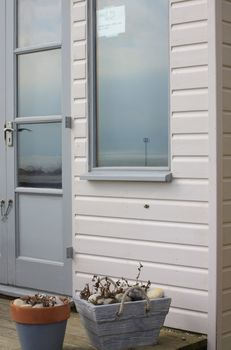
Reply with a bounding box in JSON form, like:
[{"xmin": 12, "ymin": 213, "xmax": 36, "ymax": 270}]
[
  {"xmin": 17, "ymin": 123, "xmax": 62, "ymax": 188},
  {"xmin": 18, "ymin": 49, "xmax": 61, "ymax": 117},
  {"xmin": 17, "ymin": 0, "xmax": 61, "ymax": 48},
  {"xmin": 96, "ymin": 0, "xmax": 169, "ymax": 167}
]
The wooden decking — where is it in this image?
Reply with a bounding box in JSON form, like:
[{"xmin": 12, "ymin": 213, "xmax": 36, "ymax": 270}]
[{"xmin": 0, "ymin": 296, "xmax": 207, "ymax": 350}]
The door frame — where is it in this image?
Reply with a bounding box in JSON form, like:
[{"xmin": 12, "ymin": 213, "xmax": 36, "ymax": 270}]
[{"xmin": 1, "ymin": 0, "xmax": 72, "ymax": 295}]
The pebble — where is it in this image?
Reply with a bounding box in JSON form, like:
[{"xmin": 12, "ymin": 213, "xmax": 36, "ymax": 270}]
[
  {"xmin": 115, "ymin": 293, "xmax": 131, "ymax": 303},
  {"xmin": 147, "ymin": 288, "xmax": 164, "ymax": 299},
  {"xmin": 13, "ymin": 299, "xmax": 26, "ymax": 306},
  {"xmin": 88, "ymin": 294, "xmax": 102, "ymax": 305}
]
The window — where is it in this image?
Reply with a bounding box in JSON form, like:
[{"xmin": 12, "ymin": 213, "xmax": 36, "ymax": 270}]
[{"xmin": 85, "ymin": 0, "xmax": 171, "ymax": 181}]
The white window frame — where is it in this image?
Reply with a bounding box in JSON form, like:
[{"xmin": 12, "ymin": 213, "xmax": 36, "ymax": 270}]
[{"xmin": 81, "ymin": 0, "xmax": 172, "ymax": 182}]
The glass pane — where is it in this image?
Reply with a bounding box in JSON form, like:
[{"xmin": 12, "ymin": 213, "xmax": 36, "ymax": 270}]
[
  {"xmin": 96, "ymin": 0, "xmax": 169, "ymax": 167},
  {"xmin": 17, "ymin": 0, "xmax": 61, "ymax": 48},
  {"xmin": 18, "ymin": 49, "xmax": 61, "ymax": 117},
  {"xmin": 17, "ymin": 123, "xmax": 62, "ymax": 188}
]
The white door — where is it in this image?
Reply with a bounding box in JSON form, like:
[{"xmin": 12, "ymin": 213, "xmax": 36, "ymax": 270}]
[{"xmin": 0, "ymin": 0, "xmax": 72, "ymax": 295}]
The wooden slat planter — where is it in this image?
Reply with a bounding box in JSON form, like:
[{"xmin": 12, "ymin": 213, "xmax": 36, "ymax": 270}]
[{"xmin": 74, "ymin": 292, "xmax": 171, "ymax": 350}]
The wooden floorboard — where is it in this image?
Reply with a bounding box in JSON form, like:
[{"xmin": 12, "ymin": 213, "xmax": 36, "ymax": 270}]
[{"xmin": 0, "ymin": 297, "xmax": 207, "ymax": 350}]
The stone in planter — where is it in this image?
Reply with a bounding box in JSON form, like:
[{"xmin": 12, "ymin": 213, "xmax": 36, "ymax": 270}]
[{"xmin": 10, "ymin": 295, "xmax": 70, "ymax": 350}]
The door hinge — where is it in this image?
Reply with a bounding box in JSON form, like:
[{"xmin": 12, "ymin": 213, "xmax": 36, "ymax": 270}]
[
  {"xmin": 66, "ymin": 246, "xmax": 74, "ymax": 259},
  {"xmin": 65, "ymin": 116, "xmax": 72, "ymax": 129}
]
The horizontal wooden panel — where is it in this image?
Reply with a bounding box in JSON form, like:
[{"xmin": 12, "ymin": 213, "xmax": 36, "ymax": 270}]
[
  {"xmin": 171, "ymin": 45, "xmax": 208, "ymax": 68},
  {"xmin": 223, "ymin": 0, "xmax": 231, "ymax": 23},
  {"xmin": 172, "ymin": 114, "xmax": 208, "ymax": 134},
  {"xmin": 74, "ymin": 139, "xmax": 87, "ymax": 157},
  {"xmin": 223, "ymin": 112, "xmax": 231, "ymax": 133},
  {"xmin": 73, "ymin": 119, "xmax": 87, "ymax": 138},
  {"xmin": 165, "ymin": 308, "xmax": 207, "ymax": 334},
  {"xmin": 73, "ymin": 158, "xmax": 87, "ymax": 176},
  {"xmin": 223, "ymin": 89, "xmax": 231, "ymax": 111},
  {"xmin": 75, "ymin": 273, "xmax": 208, "ymax": 312},
  {"xmin": 73, "ymin": 80, "xmax": 86, "ymax": 99},
  {"xmin": 75, "ymin": 256, "xmax": 208, "ymax": 290},
  {"xmin": 75, "ymin": 236, "xmax": 208, "ymax": 268},
  {"xmin": 223, "ymin": 22, "xmax": 231, "ymax": 45},
  {"xmin": 223, "ymin": 202, "xmax": 231, "ymax": 223},
  {"xmin": 223, "ymin": 246, "xmax": 231, "ymax": 267},
  {"xmin": 73, "ymin": 22, "xmax": 86, "ymax": 42},
  {"xmin": 223, "ymin": 289, "xmax": 231, "ymax": 312},
  {"xmin": 72, "ymin": 2, "xmax": 86, "ymax": 22},
  {"xmin": 172, "ymin": 136, "xmax": 208, "ymax": 156},
  {"xmin": 171, "ymin": 22, "xmax": 208, "ymax": 47},
  {"xmin": 75, "ymin": 178, "xmax": 209, "ymax": 201},
  {"xmin": 172, "ymin": 157, "xmax": 209, "ymax": 179},
  {"xmin": 172, "ymin": 68, "xmax": 208, "ymax": 90},
  {"xmin": 223, "ymin": 224, "xmax": 231, "ymax": 245},
  {"xmin": 223, "ymin": 157, "xmax": 231, "ymax": 178},
  {"xmin": 73, "ymin": 42, "xmax": 86, "ymax": 61},
  {"xmin": 172, "ymin": 91, "xmax": 208, "ymax": 112},
  {"xmin": 75, "ymin": 197, "xmax": 208, "ymax": 224},
  {"xmin": 222, "ymin": 311, "xmax": 231, "ymax": 334},
  {"xmin": 75, "ymin": 216, "xmax": 209, "ymax": 246},
  {"xmin": 223, "ymin": 135, "xmax": 231, "ymax": 155},
  {"xmin": 171, "ymin": 2, "xmax": 207, "ymax": 25},
  {"xmin": 222, "ymin": 333, "xmax": 231, "ymax": 350},
  {"xmin": 72, "ymin": 99, "xmax": 87, "ymax": 117},
  {"xmin": 223, "ymin": 268, "xmax": 231, "ymax": 289},
  {"xmin": 223, "ymin": 68, "xmax": 231, "ymax": 89},
  {"xmin": 223, "ymin": 180, "xmax": 231, "ymax": 200},
  {"xmin": 223, "ymin": 45, "xmax": 231, "ymax": 67},
  {"xmin": 73, "ymin": 61, "xmax": 86, "ymax": 80}
]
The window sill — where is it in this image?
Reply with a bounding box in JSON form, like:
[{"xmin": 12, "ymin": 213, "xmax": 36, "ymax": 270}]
[{"xmin": 80, "ymin": 171, "xmax": 172, "ymax": 182}]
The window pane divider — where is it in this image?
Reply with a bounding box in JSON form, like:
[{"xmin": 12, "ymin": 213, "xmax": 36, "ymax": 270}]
[
  {"xmin": 15, "ymin": 187, "xmax": 63, "ymax": 195},
  {"xmin": 15, "ymin": 115, "xmax": 62, "ymax": 124},
  {"xmin": 14, "ymin": 42, "xmax": 62, "ymax": 55}
]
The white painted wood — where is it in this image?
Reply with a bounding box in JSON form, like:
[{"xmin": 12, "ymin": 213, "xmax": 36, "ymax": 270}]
[
  {"xmin": 75, "ymin": 178, "xmax": 209, "ymax": 201},
  {"xmin": 165, "ymin": 308, "xmax": 208, "ymax": 334},
  {"xmin": 171, "ymin": 90, "xmax": 208, "ymax": 112},
  {"xmin": 172, "ymin": 113, "xmax": 208, "ymax": 134},
  {"xmin": 172, "ymin": 135, "xmax": 209, "ymax": 156},
  {"xmin": 172, "ymin": 157, "xmax": 209, "ymax": 178},
  {"xmin": 171, "ymin": 45, "xmax": 208, "ymax": 68},
  {"xmin": 75, "ymin": 236, "xmax": 208, "ymax": 269},
  {"xmin": 75, "ymin": 216, "xmax": 209, "ymax": 246},
  {"xmin": 171, "ymin": 22, "xmax": 208, "ymax": 47},
  {"xmin": 171, "ymin": 2, "xmax": 208, "ymax": 25},
  {"xmin": 75, "ymin": 255, "xmax": 208, "ymax": 291},
  {"xmin": 172, "ymin": 67, "xmax": 208, "ymax": 90},
  {"xmin": 75, "ymin": 197, "xmax": 209, "ymax": 224}
]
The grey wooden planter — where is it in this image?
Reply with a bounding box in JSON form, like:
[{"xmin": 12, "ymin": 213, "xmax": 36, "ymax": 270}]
[{"xmin": 74, "ymin": 289, "xmax": 171, "ymax": 350}]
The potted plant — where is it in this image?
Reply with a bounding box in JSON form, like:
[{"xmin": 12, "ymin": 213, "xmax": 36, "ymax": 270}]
[
  {"xmin": 74, "ymin": 263, "xmax": 171, "ymax": 350},
  {"xmin": 10, "ymin": 293, "xmax": 71, "ymax": 350}
]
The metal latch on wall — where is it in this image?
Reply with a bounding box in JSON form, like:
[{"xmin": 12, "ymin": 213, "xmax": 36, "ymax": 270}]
[
  {"xmin": 4, "ymin": 122, "xmax": 14, "ymax": 147},
  {"xmin": 66, "ymin": 247, "xmax": 74, "ymax": 259}
]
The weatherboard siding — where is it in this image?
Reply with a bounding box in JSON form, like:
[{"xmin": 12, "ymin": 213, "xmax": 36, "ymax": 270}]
[
  {"xmin": 71, "ymin": 0, "xmax": 209, "ymax": 334},
  {"xmin": 222, "ymin": 1, "xmax": 231, "ymax": 348}
]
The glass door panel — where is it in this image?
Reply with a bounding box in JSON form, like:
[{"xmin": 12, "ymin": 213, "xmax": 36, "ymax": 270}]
[
  {"xmin": 17, "ymin": 49, "xmax": 61, "ymax": 117},
  {"xmin": 17, "ymin": 0, "xmax": 61, "ymax": 48},
  {"xmin": 17, "ymin": 123, "xmax": 62, "ymax": 188}
]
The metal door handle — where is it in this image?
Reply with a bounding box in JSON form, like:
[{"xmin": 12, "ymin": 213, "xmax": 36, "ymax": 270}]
[
  {"xmin": 0, "ymin": 200, "xmax": 5, "ymax": 219},
  {"xmin": 4, "ymin": 199, "xmax": 13, "ymax": 218},
  {"xmin": 4, "ymin": 122, "xmax": 14, "ymax": 146}
]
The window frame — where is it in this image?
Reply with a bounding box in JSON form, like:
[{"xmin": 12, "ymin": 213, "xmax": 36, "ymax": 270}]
[{"xmin": 82, "ymin": 0, "xmax": 172, "ymax": 182}]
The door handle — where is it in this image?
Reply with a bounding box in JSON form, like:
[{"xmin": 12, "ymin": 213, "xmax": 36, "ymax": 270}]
[
  {"xmin": 4, "ymin": 122, "xmax": 14, "ymax": 146},
  {"xmin": 4, "ymin": 199, "xmax": 13, "ymax": 219},
  {"xmin": 0, "ymin": 200, "xmax": 5, "ymax": 219}
]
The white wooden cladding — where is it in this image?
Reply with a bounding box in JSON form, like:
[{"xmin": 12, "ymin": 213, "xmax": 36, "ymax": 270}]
[
  {"xmin": 222, "ymin": 0, "xmax": 231, "ymax": 345},
  {"xmin": 71, "ymin": 0, "xmax": 209, "ymax": 334}
]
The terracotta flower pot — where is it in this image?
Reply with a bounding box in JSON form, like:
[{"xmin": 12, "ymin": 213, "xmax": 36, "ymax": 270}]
[{"xmin": 10, "ymin": 302, "xmax": 70, "ymax": 350}]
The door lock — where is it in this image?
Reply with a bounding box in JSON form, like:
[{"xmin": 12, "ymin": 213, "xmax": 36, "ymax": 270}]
[
  {"xmin": 0, "ymin": 200, "xmax": 5, "ymax": 219},
  {"xmin": 4, "ymin": 122, "xmax": 14, "ymax": 147}
]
